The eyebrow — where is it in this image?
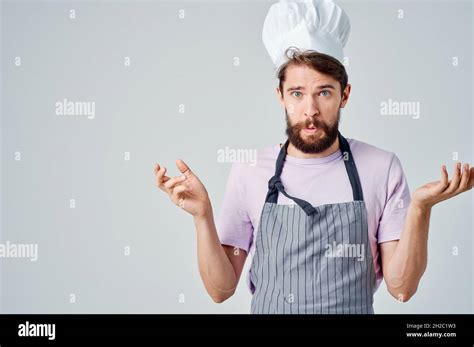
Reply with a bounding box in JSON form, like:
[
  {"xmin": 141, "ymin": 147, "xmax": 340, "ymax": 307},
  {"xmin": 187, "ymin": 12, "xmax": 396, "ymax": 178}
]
[{"xmin": 286, "ymin": 84, "xmax": 336, "ymax": 92}]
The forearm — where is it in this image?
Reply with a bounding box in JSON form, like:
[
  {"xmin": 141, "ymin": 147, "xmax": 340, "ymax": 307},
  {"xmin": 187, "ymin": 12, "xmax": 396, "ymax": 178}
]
[
  {"xmin": 385, "ymin": 202, "xmax": 431, "ymax": 301},
  {"xmin": 194, "ymin": 205, "xmax": 237, "ymax": 302}
]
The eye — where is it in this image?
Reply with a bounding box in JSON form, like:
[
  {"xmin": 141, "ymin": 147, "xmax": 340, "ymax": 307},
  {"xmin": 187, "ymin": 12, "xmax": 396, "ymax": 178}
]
[
  {"xmin": 291, "ymin": 91, "xmax": 302, "ymax": 98},
  {"xmin": 320, "ymin": 90, "xmax": 331, "ymax": 97}
]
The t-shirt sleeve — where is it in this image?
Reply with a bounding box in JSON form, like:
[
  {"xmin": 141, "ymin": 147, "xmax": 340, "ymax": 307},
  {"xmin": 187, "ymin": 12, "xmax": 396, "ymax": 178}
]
[
  {"xmin": 215, "ymin": 162, "xmax": 253, "ymax": 253},
  {"xmin": 377, "ymin": 154, "xmax": 411, "ymax": 243}
]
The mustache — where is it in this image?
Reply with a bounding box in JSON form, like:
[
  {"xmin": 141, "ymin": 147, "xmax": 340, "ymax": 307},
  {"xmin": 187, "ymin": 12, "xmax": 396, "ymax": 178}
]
[
  {"xmin": 284, "ymin": 108, "xmax": 341, "ymax": 132},
  {"xmin": 305, "ymin": 118, "xmax": 319, "ymax": 127},
  {"xmin": 294, "ymin": 117, "xmax": 327, "ymax": 130}
]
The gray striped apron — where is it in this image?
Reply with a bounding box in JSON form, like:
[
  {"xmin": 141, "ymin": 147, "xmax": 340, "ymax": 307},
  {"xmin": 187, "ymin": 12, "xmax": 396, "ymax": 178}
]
[{"xmin": 249, "ymin": 132, "xmax": 376, "ymax": 314}]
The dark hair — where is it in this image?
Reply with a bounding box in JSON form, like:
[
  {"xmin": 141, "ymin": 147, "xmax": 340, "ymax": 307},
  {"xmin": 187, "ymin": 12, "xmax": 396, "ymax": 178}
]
[{"xmin": 277, "ymin": 46, "xmax": 348, "ymax": 97}]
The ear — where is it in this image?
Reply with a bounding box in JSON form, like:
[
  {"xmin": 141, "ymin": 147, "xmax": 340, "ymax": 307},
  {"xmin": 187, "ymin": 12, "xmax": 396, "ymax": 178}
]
[
  {"xmin": 276, "ymin": 87, "xmax": 285, "ymax": 107},
  {"xmin": 340, "ymin": 83, "xmax": 351, "ymax": 108}
]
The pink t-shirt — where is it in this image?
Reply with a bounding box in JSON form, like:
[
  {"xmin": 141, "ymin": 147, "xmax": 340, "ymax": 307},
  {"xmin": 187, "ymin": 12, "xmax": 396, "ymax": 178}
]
[{"xmin": 216, "ymin": 137, "xmax": 411, "ymax": 294}]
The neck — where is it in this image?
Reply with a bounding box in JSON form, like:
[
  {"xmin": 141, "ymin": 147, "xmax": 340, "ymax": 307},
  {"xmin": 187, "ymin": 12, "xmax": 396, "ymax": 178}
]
[{"xmin": 285, "ymin": 136, "xmax": 340, "ymax": 159}]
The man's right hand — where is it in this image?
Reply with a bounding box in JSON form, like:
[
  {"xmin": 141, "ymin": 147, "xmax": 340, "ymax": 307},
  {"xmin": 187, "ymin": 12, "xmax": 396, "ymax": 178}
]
[
  {"xmin": 154, "ymin": 159, "xmax": 247, "ymax": 303},
  {"xmin": 154, "ymin": 159, "xmax": 212, "ymax": 218}
]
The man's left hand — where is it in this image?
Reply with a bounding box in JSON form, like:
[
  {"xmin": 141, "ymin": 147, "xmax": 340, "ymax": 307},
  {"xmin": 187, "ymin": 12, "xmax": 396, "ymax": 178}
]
[{"xmin": 412, "ymin": 162, "xmax": 473, "ymax": 209}]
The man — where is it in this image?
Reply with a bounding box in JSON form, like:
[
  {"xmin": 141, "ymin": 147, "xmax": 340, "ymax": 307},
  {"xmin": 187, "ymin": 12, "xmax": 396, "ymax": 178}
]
[{"xmin": 154, "ymin": 1, "xmax": 473, "ymax": 314}]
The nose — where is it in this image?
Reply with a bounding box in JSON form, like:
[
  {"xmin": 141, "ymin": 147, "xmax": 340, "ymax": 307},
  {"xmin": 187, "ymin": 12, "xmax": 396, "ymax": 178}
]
[{"xmin": 304, "ymin": 97, "xmax": 320, "ymax": 118}]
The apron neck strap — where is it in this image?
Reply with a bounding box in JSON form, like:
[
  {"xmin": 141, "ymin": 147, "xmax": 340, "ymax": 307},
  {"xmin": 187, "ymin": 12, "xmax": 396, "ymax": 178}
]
[
  {"xmin": 265, "ymin": 131, "xmax": 364, "ymax": 214},
  {"xmin": 339, "ymin": 132, "xmax": 365, "ymax": 202}
]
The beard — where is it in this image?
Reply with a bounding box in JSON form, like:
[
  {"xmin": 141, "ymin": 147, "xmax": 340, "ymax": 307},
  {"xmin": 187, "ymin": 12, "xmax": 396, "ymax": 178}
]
[{"xmin": 285, "ymin": 109, "xmax": 341, "ymax": 154}]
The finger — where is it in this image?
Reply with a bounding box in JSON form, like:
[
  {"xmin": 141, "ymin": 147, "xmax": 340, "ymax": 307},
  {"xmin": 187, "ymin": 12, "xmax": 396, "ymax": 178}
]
[
  {"xmin": 444, "ymin": 162, "xmax": 462, "ymax": 194},
  {"xmin": 156, "ymin": 167, "xmax": 171, "ymax": 190},
  {"xmin": 156, "ymin": 166, "xmax": 166, "ymax": 184},
  {"xmin": 468, "ymin": 167, "xmax": 474, "ymax": 190},
  {"xmin": 154, "ymin": 163, "xmax": 160, "ymax": 175},
  {"xmin": 164, "ymin": 174, "xmax": 187, "ymax": 191},
  {"xmin": 433, "ymin": 165, "xmax": 449, "ymax": 193},
  {"xmin": 176, "ymin": 159, "xmax": 192, "ymax": 178},
  {"xmin": 171, "ymin": 184, "xmax": 188, "ymax": 202},
  {"xmin": 457, "ymin": 163, "xmax": 470, "ymax": 192}
]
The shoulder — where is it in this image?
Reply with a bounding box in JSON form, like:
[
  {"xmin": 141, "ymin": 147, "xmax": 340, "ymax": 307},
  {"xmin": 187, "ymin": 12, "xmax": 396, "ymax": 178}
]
[
  {"xmin": 346, "ymin": 137, "xmax": 398, "ymax": 168},
  {"xmin": 346, "ymin": 137, "xmax": 408, "ymax": 185}
]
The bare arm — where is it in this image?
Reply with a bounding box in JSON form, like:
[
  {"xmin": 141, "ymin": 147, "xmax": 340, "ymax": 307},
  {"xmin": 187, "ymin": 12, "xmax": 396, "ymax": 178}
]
[
  {"xmin": 381, "ymin": 162, "xmax": 473, "ymax": 302},
  {"xmin": 380, "ymin": 203, "xmax": 430, "ymax": 302},
  {"xmin": 194, "ymin": 207, "xmax": 247, "ymax": 302},
  {"xmin": 155, "ymin": 160, "xmax": 247, "ymax": 303}
]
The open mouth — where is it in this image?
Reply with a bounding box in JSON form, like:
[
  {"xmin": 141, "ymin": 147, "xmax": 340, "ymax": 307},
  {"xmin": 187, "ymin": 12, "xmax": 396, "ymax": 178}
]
[{"xmin": 303, "ymin": 125, "xmax": 318, "ymax": 134}]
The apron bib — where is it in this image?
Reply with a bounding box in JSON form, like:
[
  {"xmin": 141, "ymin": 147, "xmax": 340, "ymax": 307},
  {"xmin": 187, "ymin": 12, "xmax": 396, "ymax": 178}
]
[{"xmin": 249, "ymin": 131, "xmax": 376, "ymax": 314}]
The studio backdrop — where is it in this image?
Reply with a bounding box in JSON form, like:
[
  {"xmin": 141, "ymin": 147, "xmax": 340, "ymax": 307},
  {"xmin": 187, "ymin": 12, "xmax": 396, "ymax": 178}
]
[{"xmin": 1, "ymin": 0, "xmax": 472, "ymax": 313}]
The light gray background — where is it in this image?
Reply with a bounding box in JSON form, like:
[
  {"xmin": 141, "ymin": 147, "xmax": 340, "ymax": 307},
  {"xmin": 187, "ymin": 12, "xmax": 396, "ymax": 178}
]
[{"xmin": 1, "ymin": 0, "xmax": 472, "ymax": 313}]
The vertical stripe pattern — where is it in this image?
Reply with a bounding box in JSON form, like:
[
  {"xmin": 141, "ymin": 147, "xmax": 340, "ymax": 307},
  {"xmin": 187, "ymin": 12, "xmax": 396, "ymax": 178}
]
[{"xmin": 249, "ymin": 201, "xmax": 376, "ymax": 314}]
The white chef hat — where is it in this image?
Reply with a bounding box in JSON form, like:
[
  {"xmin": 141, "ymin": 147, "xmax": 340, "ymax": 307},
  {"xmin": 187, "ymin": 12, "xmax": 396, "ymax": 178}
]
[{"xmin": 262, "ymin": 0, "xmax": 350, "ymax": 68}]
